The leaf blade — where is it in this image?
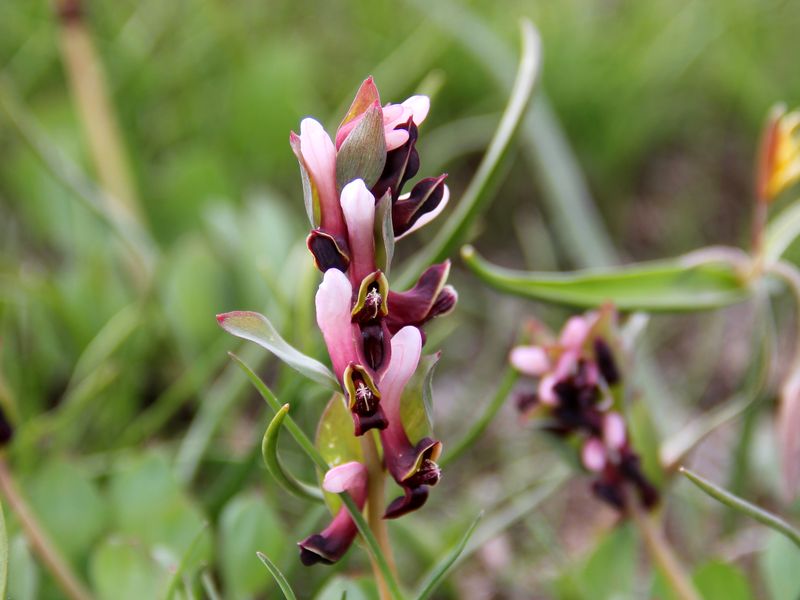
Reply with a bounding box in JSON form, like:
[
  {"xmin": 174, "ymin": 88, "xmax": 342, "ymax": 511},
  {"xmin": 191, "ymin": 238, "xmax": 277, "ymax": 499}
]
[
  {"xmin": 680, "ymin": 468, "xmax": 800, "ymax": 548},
  {"xmin": 256, "ymin": 552, "xmax": 298, "ymax": 600},
  {"xmin": 262, "ymin": 404, "xmax": 324, "ymax": 502},
  {"xmin": 461, "ymin": 246, "xmax": 749, "ymax": 311},
  {"xmin": 217, "ymin": 311, "xmax": 338, "ymax": 389}
]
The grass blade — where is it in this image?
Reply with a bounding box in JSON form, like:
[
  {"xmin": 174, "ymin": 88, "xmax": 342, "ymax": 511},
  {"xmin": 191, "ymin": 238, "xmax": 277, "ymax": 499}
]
[
  {"xmin": 680, "ymin": 468, "xmax": 800, "ymax": 549},
  {"xmin": 414, "ymin": 512, "xmax": 482, "ymax": 600},
  {"xmin": 396, "ymin": 19, "xmax": 542, "ymax": 289},
  {"xmin": 256, "ymin": 552, "xmax": 298, "ymax": 600},
  {"xmin": 164, "ymin": 523, "xmax": 208, "ymax": 600},
  {"xmin": 262, "ymin": 404, "xmax": 324, "ymax": 502}
]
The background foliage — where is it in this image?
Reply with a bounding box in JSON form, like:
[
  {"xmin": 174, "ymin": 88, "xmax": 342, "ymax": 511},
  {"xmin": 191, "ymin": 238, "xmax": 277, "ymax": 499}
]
[{"xmin": 2, "ymin": 0, "xmax": 800, "ymax": 598}]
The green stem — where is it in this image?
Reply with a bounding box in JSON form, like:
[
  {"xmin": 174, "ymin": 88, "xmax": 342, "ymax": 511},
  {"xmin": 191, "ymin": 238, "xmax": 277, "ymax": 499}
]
[
  {"xmin": 0, "ymin": 456, "xmax": 95, "ymax": 600},
  {"xmin": 361, "ymin": 432, "xmax": 397, "ymax": 600},
  {"xmin": 396, "ymin": 19, "xmax": 541, "ymax": 289},
  {"xmin": 628, "ymin": 497, "xmax": 700, "ymax": 600},
  {"xmin": 231, "ymin": 355, "xmax": 405, "ymax": 600}
]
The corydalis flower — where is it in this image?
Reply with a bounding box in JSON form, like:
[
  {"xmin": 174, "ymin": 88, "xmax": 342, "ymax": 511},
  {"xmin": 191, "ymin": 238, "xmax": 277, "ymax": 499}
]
[
  {"xmin": 298, "ymin": 461, "xmax": 368, "ymax": 565},
  {"xmin": 510, "ymin": 307, "xmax": 658, "ymax": 511}
]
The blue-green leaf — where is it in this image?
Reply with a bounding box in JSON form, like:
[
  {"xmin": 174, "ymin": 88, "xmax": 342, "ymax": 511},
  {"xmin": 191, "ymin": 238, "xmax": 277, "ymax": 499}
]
[
  {"xmin": 462, "ymin": 246, "xmax": 749, "ymax": 311},
  {"xmin": 217, "ymin": 311, "xmax": 338, "ymax": 389}
]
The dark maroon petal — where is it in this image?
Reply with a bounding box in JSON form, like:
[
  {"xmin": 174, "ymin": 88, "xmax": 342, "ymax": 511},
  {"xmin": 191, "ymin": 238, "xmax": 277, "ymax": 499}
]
[
  {"xmin": 384, "ymin": 485, "xmax": 430, "ymax": 519},
  {"xmin": 593, "ymin": 337, "xmax": 620, "ymax": 385},
  {"xmin": 392, "ymin": 174, "xmax": 448, "ymax": 238},
  {"xmin": 343, "ymin": 364, "xmax": 388, "ymax": 436},
  {"xmin": 298, "ymin": 506, "xmax": 359, "ymax": 566},
  {"xmin": 360, "ymin": 322, "xmax": 386, "ymax": 371},
  {"xmin": 386, "ymin": 261, "xmax": 452, "ymax": 334},
  {"xmin": 372, "ymin": 119, "xmax": 420, "ymax": 201},
  {"xmin": 381, "ymin": 425, "xmax": 442, "ymax": 488},
  {"xmin": 0, "ymin": 403, "xmax": 13, "ymax": 447},
  {"xmin": 591, "ymin": 478, "xmax": 625, "ymax": 510},
  {"xmin": 307, "ymin": 230, "xmax": 350, "ymax": 273},
  {"xmin": 619, "ymin": 452, "xmax": 660, "ymax": 509}
]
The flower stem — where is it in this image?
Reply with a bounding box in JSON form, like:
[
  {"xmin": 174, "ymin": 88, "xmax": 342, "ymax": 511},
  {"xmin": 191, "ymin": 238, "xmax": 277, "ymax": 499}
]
[
  {"xmin": 628, "ymin": 495, "xmax": 699, "ymax": 600},
  {"xmin": 0, "ymin": 455, "xmax": 94, "ymax": 600},
  {"xmin": 360, "ymin": 432, "xmax": 397, "ymax": 600}
]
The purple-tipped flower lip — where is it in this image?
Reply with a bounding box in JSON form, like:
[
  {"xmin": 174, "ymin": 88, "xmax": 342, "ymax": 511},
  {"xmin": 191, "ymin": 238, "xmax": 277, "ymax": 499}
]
[
  {"xmin": 386, "ymin": 261, "xmax": 455, "ymax": 334},
  {"xmin": 384, "ymin": 485, "xmax": 430, "ymax": 519},
  {"xmin": 307, "ymin": 229, "xmax": 350, "ymax": 273}
]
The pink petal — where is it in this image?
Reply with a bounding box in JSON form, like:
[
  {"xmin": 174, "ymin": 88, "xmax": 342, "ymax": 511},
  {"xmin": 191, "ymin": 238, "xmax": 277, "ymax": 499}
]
[
  {"xmin": 394, "ymin": 184, "xmax": 450, "ymax": 240},
  {"xmin": 381, "ymin": 104, "xmax": 405, "ymax": 126},
  {"xmin": 340, "ymin": 179, "xmax": 376, "ymax": 283},
  {"xmin": 559, "ymin": 316, "xmax": 591, "ymax": 349},
  {"xmin": 380, "ymin": 326, "xmax": 422, "ymax": 415},
  {"xmin": 538, "ymin": 374, "xmax": 559, "ymax": 406},
  {"xmin": 603, "ymin": 412, "xmax": 627, "ymax": 450},
  {"xmin": 322, "ymin": 461, "xmax": 368, "ymax": 496},
  {"xmin": 582, "ymin": 438, "xmax": 607, "ymax": 472},
  {"xmin": 401, "ymin": 95, "xmax": 430, "ymax": 125},
  {"xmin": 299, "ymin": 118, "xmax": 341, "ymax": 232},
  {"xmin": 315, "ymin": 269, "xmax": 356, "ymax": 379},
  {"xmin": 779, "ymin": 374, "xmax": 800, "ymax": 500},
  {"xmin": 509, "ymin": 345, "xmax": 550, "ymax": 377},
  {"xmin": 385, "ymin": 128, "xmax": 410, "ymax": 151}
]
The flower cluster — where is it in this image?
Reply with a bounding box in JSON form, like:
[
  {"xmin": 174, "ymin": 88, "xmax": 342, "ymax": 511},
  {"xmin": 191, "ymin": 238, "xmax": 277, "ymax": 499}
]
[
  {"xmin": 290, "ymin": 78, "xmax": 456, "ymax": 565},
  {"xmin": 509, "ymin": 307, "xmax": 658, "ymax": 511}
]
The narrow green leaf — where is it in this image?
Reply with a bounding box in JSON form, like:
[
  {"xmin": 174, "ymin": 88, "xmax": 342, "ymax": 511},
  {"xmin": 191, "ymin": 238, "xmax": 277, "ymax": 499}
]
[
  {"xmin": 680, "ymin": 468, "xmax": 800, "ymax": 548},
  {"xmin": 414, "ymin": 512, "xmax": 482, "ymax": 600},
  {"xmin": 200, "ymin": 570, "xmax": 222, "ymax": 600},
  {"xmin": 765, "ymin": 199, "xmax": 800, "ymax": 262},
  {"xmin": 462, "ymin": 246, "xmax": 749, "ymax": 311},
  {"xmin": 440, "ymin": 366, "xmax": 518, "ymax": 468},
  {"xmin": 256, "ymin": 552, "xmax": 297, "ymax": 600},
  {"xmin": 217, "ymin": 311, "xmax": 338, "ymax": 390},
  {"xmin": 262, "ymin": 404, "xmax": 324, "ymax": 502},
  {"xmin": 336, "ymin": 106, "xmax": 387, "ymax": 190},
  {"xmin": 396, "ymin": 19, "xmax": 542, "ymax": 289},
  {"xmin": 0, "ymin": 500, "xmax": 8, "ymax": 600},
  {"xmin": 232, "ymin": 355, "xmax": 403, "ymax": 600},
  {"xmin": 164, "ymin": 523, "xmax": 209, "ymax": 600}
]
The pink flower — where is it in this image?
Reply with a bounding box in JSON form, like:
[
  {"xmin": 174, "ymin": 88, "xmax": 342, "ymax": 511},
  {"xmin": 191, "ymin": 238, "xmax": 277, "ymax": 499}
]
[{"xmin": 298, "ymin": 462, "xmax": 368, "ymax": 565}]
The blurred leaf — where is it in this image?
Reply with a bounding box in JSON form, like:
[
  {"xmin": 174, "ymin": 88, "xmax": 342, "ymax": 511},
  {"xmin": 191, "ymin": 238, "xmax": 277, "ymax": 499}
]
[
  {"xmin": 692, "ymin": 561, "xmax": 752, "ymax": 600},
  {"xmin": 681, "ymin": 468, "xmax": 800, "ymax": 548},
  {"xmin": 164, "ymin": 522, "xmax": 208, "ymax": 600},
  {"xmin": 759, "ymin": 531, "xmax": 800, "ymax": 600},
  {"xmin": 336, "ymin": 106, "xmax": 386, "ymax": 190},
  {"xmin": 765, "ymin": 199, "xmax": 800, "ymax": 263},
  {"xmin": 628, "ymin": 400, "xmax": 664, "ymax": 487},
  {"xmin": 400, "ymin": 353, "xmax": 439, "ymax": 443},
  {"xmin": 462, "ymin": 246, "xmax": 749, "ymax": 311},
  {"xmin": 108, "ymin": 450, "xmax": 211, "ymax": 569},
  {"xmin": 256, "ymin": 552, "xmax": 297, "ymax": 600},
  {"xmin": 8, "ymin": 536, "xmax": 38, "ymax": 600},
  {"xmin": 415, "ymin": 512, "xmax": 482, "ymax": 600},
  {"xmin": 0, "ymin": 500, "xmax": 7, "ymax": 599},
  {"xmin": 24, "ymin": 458, "xmax": 108, "ymax": 561},
  {"xmin": 89, "ymin": 537, "xmax": 166, "ymax": 600},
  {"xmin": 555, "ymin": 523, "xmax": 637, "ymax": 600},
  {"xmin": 220, "ymin": 494, "xmax": 287, "ymax": 600},
  {"xmin": 262, "ymin": 404, "xmax": 324, "ymax": 502},
  {"xmin": 315, "ymin": 575, "xmax": 375, "ymax": 600},
  {"xmin": 217, "ymin": 311, "xmax": 338, "ymax": 390}
]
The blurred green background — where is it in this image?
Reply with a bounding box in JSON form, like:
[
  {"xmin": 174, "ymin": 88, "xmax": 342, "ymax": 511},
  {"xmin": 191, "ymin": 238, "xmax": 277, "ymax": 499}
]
[{"xmin": 2, "ymin": 0, "xmax": 800, "ymax": 598}]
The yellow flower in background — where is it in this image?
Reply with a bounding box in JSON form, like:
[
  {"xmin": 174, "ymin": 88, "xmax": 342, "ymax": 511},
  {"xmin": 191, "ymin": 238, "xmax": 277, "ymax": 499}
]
[{"xmin": 758, "ymin": 104, "xmax": 800, "ymax": 202}]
